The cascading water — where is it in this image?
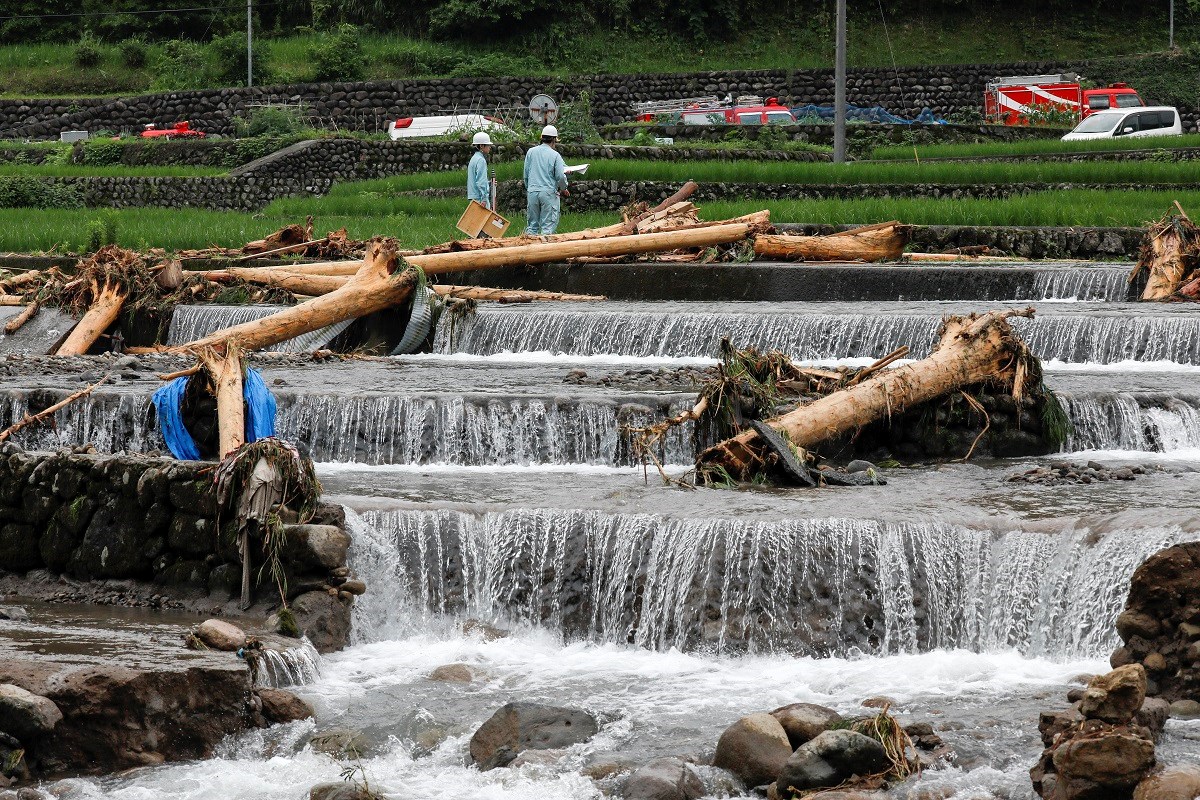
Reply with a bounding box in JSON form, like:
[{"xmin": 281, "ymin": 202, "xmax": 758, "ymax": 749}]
[
  {"xmin": 274, "ymin": 393, "xmax": 695, "ymax": 466},
  {"xmin": 436, "ymin": 304, "xmax": 1200, "ymax": 364},
  {"xmin": 0, "ymin": 391, "xmax": 162, "ymax": 453},
  {"xmin": 167, "ymin": 305, "xmax": 353, "ymax": 353},
  {"xmin": 254, "ymin": 638, "xmax": 323, "ymax": 688},
  {"xmin": 1027, "ymin": 268, "xmax": 1130, "ymax": 302},
  {"xmin": 347, "ymin": 507, "xmax": 1197, "ymax": 660},
  {"xmin": 1058, "ymin": 392, "xmax": 1200, "ymax": 452}
]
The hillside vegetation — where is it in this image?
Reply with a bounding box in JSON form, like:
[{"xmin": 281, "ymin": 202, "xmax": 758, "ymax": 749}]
[{"xmin": 0, "ymin": 2, "xmax": 1194, "ymax": 96}]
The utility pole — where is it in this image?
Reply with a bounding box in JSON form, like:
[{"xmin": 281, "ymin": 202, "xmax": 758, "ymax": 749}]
[
  {"xmin": 246, "ymin": 0, "xmax": 253, "ymax": 87},
  {"xmin": 833, "ymin": 0, "xmax": 847, "ymax": 164},
  {"xmin": 1170, "ymin": 0, "xmax": 1175, "ymax": 49}
]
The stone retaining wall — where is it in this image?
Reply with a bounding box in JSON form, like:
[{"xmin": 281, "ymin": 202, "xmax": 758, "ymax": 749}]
[
  {"xmin": 0, "ymin": 444, "xmax": 354, "ymax": 651},
  {"xmin": 8, "ymin": 59, "xmax": 1195, "ymax": 140}
]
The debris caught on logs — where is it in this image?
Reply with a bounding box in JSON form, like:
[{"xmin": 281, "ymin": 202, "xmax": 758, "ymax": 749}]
[
  {"xmin": 694, "ymin": 308, "xmax": 1043, "ymax": 485},
  {"xmin": 754, "ymin": 221, "xmax": 912, "ymax": 263},
  {"xmin": 1129, "ymin": 203, "xmax": 1200, "ymax": 301}
]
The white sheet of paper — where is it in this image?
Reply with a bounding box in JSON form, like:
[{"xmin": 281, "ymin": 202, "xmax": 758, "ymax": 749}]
[{"xmin": 564, "ymin": 163, "xmax": 590, "ymax": 175}]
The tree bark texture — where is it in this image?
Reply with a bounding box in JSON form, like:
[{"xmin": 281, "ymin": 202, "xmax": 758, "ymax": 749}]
[
  {"xmin": 754, "ymin": 222, "xmax": 911, "ymax": 262},
  {"xmin": 55, "ymin": 282, "xmax": 127, "ymax": 356},
  {"xmin": 696, "ymin": 308, "xmax": 1036, "ymax": 480}
]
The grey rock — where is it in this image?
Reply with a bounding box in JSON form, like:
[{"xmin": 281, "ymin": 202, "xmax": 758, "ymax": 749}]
[
  {"xmin": 0, "ymin": 684, "xmax": 62, "ymax": 740},
  {"xmin": 846, "ymin": 460, "xmax": 876, "ymax": 474},
  {"xmin": 291, "ymin": 590, "xmax": 353, "ymax": 654},
  {"xmin": 775, "ymin": 729, "xmax": 890, "ymax": 794},
  {"xmin": 469, "ymin": 702, "xmax": 599, "ymax": 771},
  {"xmin": 0, "ymin": 607, "xmax": 29, "ymax": 622},
  {"xmin": 712, "ymin": 712, "xmax": 791, "ymax": 788},
  {"xmin": 622, "ymin": 757, "xmax": 705, "ymax": 800},
  {"xmin": 1170, "ymin": 699, "xmax": 1200, "ymax": 719},
  {"xmin": 285, "ymin": 524, "xmax": 351, "ymax": 570},
  {"xmin": 770, "ymin": 702, "xmax": 843, "ymax": 749},
  {"xmin": 308, "ymin": 783, "xmax": 384, "ymax": 800}
]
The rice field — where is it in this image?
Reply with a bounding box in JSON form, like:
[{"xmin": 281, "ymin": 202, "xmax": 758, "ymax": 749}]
[
  {"xmin": 871, "ymin": 133, "xmax": 1200, "ymax": 161},
  {"xmin": 1, "ymin": 188, "xmax": 1192, "ymax": 253}
]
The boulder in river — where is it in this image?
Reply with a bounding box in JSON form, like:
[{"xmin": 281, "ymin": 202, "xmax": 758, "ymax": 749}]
[
  {"xmin": 1133, "ymin": 766, "xmax": 1200, "ymax": 800},
  {"xmin": 1080, "ymin": 664, "xmax": 1146, "ymax": 724},
  {"xmin": 775, "ymin": 729, "xmax": 890, "ymax": 795},
  {"xmin": 285, "ymin": 524, "xmax": 351, "ymax": 571},
  {"xmin": 469, "ymin": 702, "xmax": 599, "ymax": 771},
  {"xmin": 770, "ymin": 703, "xmax": 843, "ymax": 749},
  {"xmin": 195, "ymin": 619, "xmax": 246, "ymax": 652},
  {"xmin": 712, "ymin": 712, "xmax": 792, "ymax": 788},
  {"xmin": 0, "ymin": 684, "xmax": 62, "ymax": 740},
  {"xmin": 308, "ymin": 727, "xmax": 369, "ymax": 760},
  {"xmin": 1049, "ymin": 730, "xmax": 1155, "ymax": 799},
  {"xmin": 309, "ymin": 782, "xmax": 385, "ymax": 800},
  {"xmin": 291, "ymin": 590, "xmax": 353, "ymax": 653},
  {"xmin": 622, "ymin": 757, "xmax": 705, "ymax": 800},
  {"xmin": 256, "ymin": 688, "xmax": 314, "ymax": 724},
  {"xmin": 428, "ymin": 663, "xmax": 474, "ymax": 683}
]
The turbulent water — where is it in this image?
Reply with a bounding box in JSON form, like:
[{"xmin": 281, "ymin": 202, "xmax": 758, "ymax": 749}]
[
  {"xmin": 348, "ymin": 508, "xmax": 1195, "ymax": 659},
  {"xmin": 437, "ymin": 303, "xmax": 1200, "ymax": 365},
  {"xmin": 1027, "ymin": 268, "xmax": 1129, "ymax": 302},
  {"xmin": 1058, "ymin": 392, "xmax": 1200, "ymax": 452},
  {"xmin": 167, "ymin": 305, "xmax": 354, "ymax": 352}
]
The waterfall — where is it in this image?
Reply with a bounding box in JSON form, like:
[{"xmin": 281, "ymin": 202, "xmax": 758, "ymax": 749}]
[
  {"xmin": 0, "ymin": 391, "xmax": 161, "ymax": 453},
  {"xmin": 254, "ymin": 638, "xmax": 322, "ymax": 688},
  {"xmin": 1059, "ymin": 392, "xmax": 1200, "ymax": 452},
  {"xmin": 1028, "ymin": 268, "xmax": 1130, "ymax": 302},
  {"xmin": 348, "ymin": 507, "xmax": 1197, "ymax": 660},
  {"xmin": 436, "ymin": 305, "xmax": 1200, "ymax": 365},
  {"xmin": 167, "ymin": 305, "xmax": 353, "ymax": 353},
  {"xmin": 274, "ymin": 393, "xmax": 694, "ymax": 466}
]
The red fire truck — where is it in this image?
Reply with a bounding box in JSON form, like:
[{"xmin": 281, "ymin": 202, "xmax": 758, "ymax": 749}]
[
  {"xmin": 635, "ymin": 95, "xmax": 795, "ymax": 125},
  {"xmin": 139, "ymin": 121, "xmax": 206, "ymax": 139},
  {"xmin": 984, "ymin": 75, "xmax": 1144, "ymax": 125}
]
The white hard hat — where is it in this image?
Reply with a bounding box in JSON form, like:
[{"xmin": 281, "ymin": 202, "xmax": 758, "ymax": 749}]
[
  {"xmin": 541, "ymin": 124, "xmax": 558, "ymax": 138},
  {"xmin": 472, "ymin": 131, "xmax": 492, "ymax": 146}
]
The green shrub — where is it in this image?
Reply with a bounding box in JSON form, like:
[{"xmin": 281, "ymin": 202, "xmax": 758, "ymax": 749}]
[
  {"xmin": 448, "ymin": 52, "xmax": 531, "ymax": 78},
  {"xmin": 234, "ymin": 107, "xmax": 304, "ymax": 138},
  {"xmin": 0, "ymin": 177, "xmax": 84, "ymax": 210},
  {"xmin": 380, "ymin": 40, "xmax": 462, "ymax": 76},
  {"xmin": 151, "ymin": 40, "xmax": 208, "ymax": 91},
  {"xmin": 74, "ymin": 31, "xmax": 103, "ymax": 68},
  {"xmin": 77, "ymin": 140, "xmax": 125, "ymax": 166},
  {"xmin": 209, "ymin": 31, "xmax": 274, "ymax": 87},
  {"xmin": 555, "ymin": 90, "xmax": 601, "ymax": 143},
  {"xmin": 118, "ymin": 36, "xmax": 149, "ymax": 69},
  {"xmin": 85, "ymin": 211, "xmax": 119, "ymax": 252},
  {"xmin": 309, "ymin": 24, "xmax": 365, "ymax": 82}
]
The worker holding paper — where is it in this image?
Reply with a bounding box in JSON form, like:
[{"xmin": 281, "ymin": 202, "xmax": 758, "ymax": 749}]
[
  {"xmin": 467, "ymin": 131, "xmax": 493, "ymax": 209},
  {"xmin": 523, "ymin": 124, "xmax": 570, "ymax": 235}
]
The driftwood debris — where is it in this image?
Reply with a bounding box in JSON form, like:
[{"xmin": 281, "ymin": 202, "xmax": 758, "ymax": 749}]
[
  {"xmin": 4, "ymin": 301, "xmax": 39, "ymax": 335},
  {"xmin": 55, "ymin": 280, "xmax": 128, "ymax": 356},
  {"xmin": 754, "ymin": 221, "xmax": 912, "ymax": 263},
  {"xmin": 1130, "ymin": 204, "xmax": 1200, "ymax": 301},
  {"xmin": 432, "ymin": 286, "xmax": 605, "ymax": 302},
  {"xmin": 175, "ymin": 238, "xmax": 418, "ymax": 353},
  {"xmin": 197, "ymin": 343, "xmax": 246, "ymax": 458},
  {"xmin": 695, "ymin": 308, "xmax": 1038, "ymax": 483}
]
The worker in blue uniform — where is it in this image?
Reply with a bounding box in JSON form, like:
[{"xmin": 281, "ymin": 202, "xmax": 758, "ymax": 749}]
[
  {"xmin": 467, "ymin": 131, "xmax": 493, "ymax": 210},
  {"xmin": 523, "ymin": 124, "xmax": 569, "ymax": 235}
]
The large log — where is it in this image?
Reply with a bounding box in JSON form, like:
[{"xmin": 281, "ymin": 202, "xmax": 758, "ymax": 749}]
[
  {"xmin": 197, "ymin": 344, "xmax": 245, "ymax": 458},
  {"xmin": 55, "ymin": 282, "xmax": 128, "ymax": 356},
  {"xmin": 202, "ymin": 268, "xmax": 347, "ymax": 295},
  {"xmin": 4, "ymin": 301, "xmax": 39, "ymax": 334},
  {"xmin": 755, "ymin": 222, "xmax": 911, "ymax": 262},
  {"xmin": 433, "ymin": 286, "xmax": 605, "ymax": 302},
  {"xmin": 696, "ymin": 308, "xmax": 1036, "ymax": 481},
  {"xmin": 175, "ymin": 238, "xmax": 416, "ymax": 352}
]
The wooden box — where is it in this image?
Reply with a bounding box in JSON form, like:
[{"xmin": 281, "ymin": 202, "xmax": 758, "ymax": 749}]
[{"xmin": 456, "ymin": 200, "xmax": 511, "ymax": 239}]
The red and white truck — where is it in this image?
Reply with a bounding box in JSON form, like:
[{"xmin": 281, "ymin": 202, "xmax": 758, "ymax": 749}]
[{"xmin": 984, "ymin": 74, "xmax": 1144, "ymax": 125}]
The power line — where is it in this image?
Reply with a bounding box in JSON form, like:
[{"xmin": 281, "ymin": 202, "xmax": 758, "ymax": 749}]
[{"xmin": 0, "ymin": 2, "xmax": 284, "ymax": 22}]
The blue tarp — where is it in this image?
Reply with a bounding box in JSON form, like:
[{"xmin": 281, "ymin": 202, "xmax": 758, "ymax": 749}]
[
  {"xmin": 789, "ymin": 104, "xmax": 948, "ymax": 125},
  {"xmin": 151, "ymin": 367, "xmax": 277, "ymax": 460}
]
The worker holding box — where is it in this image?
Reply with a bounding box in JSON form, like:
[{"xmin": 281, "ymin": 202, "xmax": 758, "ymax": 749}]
[
  {"xmin": 467, "ymin": 131, "xmax": 493, "ymax": 210},
  {"xmin": 523, "ymin": 124, "xmax": 569, "ymax": 235}
]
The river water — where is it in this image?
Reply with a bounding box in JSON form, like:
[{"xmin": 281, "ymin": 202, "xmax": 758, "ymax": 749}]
[{"xmin": 11, "ymin": 286, "xmax": 1200, "ymax": 799}]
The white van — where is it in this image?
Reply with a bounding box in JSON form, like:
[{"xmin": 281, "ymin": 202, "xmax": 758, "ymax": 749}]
[
  {"xmin": 1062, "ymin": 106, "xmax": 1182, "ymax": 141},
  {"xmin": 387, "ymin": 114, "xmax": 512, "ymax": 140}
]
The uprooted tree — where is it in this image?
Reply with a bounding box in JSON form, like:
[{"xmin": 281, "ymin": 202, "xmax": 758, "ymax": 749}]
[
  {"xmin": 672, "ymin": 308, "xmax": 1064, "ymax": 486},
  {"xmin": 1129, "ymin": 204, "xmax": 1200, "ymax": 301}
]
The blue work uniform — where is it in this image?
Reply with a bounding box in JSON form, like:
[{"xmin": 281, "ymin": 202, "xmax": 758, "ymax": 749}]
[
  {"xmin": 467, "ymin": 150, "xmax": 491, "ymax": 209},
  {"xmin": 523, "ymin": 143, "xmax": 568, "ymax": 235}
]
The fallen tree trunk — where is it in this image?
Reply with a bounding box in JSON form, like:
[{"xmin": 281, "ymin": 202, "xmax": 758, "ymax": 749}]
[
  {"xmin": 201, "ymin": 268, "xmax": 347, "ymax": 296},
  {"xmin": 0, "ymin": 296, "xmax": 26, "ymax": 307},
  {"xmin": 197, "ymin": 344, "xmax": 245, "ymax": 458},
  {"xmin": 263, "ymin": 224, "xmax": 753, "ymax": 282},
  {"xmin": 696, "ymin": 308, "xmax": 1037, "ymax": 482},
  {"xmin": 0, "ymin": 269, "xmax": 44, "ymax": 293},
  {"xmin": 175, "ymin": 238, "xmax": 416, "ymax": 352},
  {"xmin": 242, "ymin": 223, "xmax": 308, "ymax": 255},
  {"xmin": 4, "ymin": 301, "xmax": 39, "ymax": 334},
  {"xmin": 55, "ymin": 281, "xmax": 128, "ymax": 356},
  {"xmin": 755, "ymin": 222, "xmax": 911, "ymax": 262},
  {"xmin": 433, "ymin": 286, "xmax": 605, "ymax": 302}
]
